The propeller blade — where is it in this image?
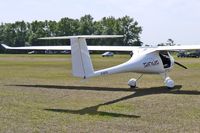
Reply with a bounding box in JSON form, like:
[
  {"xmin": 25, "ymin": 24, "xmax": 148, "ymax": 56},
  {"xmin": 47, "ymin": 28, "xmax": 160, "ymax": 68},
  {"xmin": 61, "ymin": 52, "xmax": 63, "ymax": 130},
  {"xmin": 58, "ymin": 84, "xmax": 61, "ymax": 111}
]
[{"xmin": 175, "ymin": 61, "xmax": 188, "ymax": 69}]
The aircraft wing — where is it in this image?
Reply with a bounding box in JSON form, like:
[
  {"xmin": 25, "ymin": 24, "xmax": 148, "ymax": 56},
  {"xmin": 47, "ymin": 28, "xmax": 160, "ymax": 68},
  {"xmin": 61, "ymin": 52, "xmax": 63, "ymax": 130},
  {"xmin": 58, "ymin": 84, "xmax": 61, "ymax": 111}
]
[
  {"xmin": 156, "ymin": 45, "xmax": 200, "ymax": 51},
  {"xmin": 1, "ymin": 44, "xmax": 71, "ymax": 50},
  {"xmin": 1, "ymin": 35, "xmax": 139, "ymax": 52},
  {"xmin": 2, "ymin": 44, "xmax": 200, "ymax": 52},
  {"xmin": 1, "ymin": 44, "xmax": 136, "ymax": 52}
]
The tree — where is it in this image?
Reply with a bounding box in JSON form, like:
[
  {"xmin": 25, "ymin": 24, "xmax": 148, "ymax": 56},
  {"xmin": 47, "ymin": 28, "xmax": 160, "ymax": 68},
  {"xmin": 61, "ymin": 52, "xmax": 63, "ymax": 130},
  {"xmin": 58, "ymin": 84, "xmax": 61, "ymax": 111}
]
[
  {"xmin": 58, "ymin": 18, "xmax": 76, "ymax": 36},
  {"xmin": 158, "ymin": 39, "xmax": 176, "ymax": 46},
  {"xmin": 0, "ymin": 14, "xmax": 143, "ymax": 53},
  {"xmin": 78, "ymin": 15, "xmax": 94, "ymax": 35},
  {"xmin": 14, "ymin": 21, "xmax": 28, "ymax": 46},
  {"xmin": 28, "ymin": 21, "xmax": 47, "ymax": 46},
  {"xmin": 119, "ymin": 16, "xmax": 142, "ymax": 46},
  {"xmin": 167, "ymin": 39, "xmax": 175, "ymax": 46},
  {"xmin": 1, "ymin": 23, "xmax": 16, "ymax": 46},
  {"xmin": 94, "ymin": 16, "xmax": 121, "ymax": 46}
]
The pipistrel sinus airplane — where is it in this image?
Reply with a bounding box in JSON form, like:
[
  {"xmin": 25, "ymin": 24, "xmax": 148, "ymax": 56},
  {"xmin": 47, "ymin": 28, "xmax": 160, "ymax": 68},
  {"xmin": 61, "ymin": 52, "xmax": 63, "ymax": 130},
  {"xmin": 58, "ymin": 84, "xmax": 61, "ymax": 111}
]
[{"xmin": 1, "ymin": 35, "xmax": 200, "ymax": 89}]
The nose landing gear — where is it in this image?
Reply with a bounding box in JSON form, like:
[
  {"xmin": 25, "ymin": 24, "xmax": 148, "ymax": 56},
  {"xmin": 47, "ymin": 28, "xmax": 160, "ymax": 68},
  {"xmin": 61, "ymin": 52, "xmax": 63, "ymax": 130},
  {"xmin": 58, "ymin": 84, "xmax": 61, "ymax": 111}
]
[
  {"xmin": 164, "ymin": 77, "xmax": 175, "ymax": 89},
  {"xmin": 161, "ymin": 73, "xmax": 175, "ymax": 89}
]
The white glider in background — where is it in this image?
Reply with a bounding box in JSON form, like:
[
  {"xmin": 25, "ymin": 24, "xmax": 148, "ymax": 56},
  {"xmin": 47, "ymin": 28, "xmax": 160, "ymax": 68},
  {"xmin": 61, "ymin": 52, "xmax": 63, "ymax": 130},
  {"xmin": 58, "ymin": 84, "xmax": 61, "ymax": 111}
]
[{"xmin": 2, "ymin": 35, "xmax": 200, "ymax": 89}]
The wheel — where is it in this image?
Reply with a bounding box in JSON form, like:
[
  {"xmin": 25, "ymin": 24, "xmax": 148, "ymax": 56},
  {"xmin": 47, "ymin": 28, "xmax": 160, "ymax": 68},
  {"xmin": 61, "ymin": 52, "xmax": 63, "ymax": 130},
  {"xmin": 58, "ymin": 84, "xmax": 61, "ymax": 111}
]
[
  {"xmin": 164, "ymin": 77, "xmax": 175, "ymax": 89},
  {"xmin": 128, "ymin": 78, "xmax": 137, "ymax": 88}
]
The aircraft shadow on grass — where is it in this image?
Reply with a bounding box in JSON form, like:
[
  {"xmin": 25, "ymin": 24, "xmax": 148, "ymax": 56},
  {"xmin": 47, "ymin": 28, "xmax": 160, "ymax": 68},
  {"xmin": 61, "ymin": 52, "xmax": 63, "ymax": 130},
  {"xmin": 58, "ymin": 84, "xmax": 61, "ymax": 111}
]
[{"xmin": 11, "ymin": 84, "xmax": 200, "ymax": 118}]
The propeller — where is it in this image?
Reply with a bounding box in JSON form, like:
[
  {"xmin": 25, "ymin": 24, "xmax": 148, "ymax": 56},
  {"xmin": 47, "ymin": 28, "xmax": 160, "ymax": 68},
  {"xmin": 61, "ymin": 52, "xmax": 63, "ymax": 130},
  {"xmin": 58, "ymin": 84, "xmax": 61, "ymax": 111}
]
[{"xmin": 174, "ymin": 61, "xmax": 188, "ymax": 69}]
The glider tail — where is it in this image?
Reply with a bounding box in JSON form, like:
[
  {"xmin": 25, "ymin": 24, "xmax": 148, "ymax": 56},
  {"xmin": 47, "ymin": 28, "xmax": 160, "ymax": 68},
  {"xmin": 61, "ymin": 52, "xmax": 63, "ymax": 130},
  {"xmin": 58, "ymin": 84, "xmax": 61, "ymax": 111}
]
[{"xmin": 70, "ymin": 38, "xmax": 94, "ymax": 79}]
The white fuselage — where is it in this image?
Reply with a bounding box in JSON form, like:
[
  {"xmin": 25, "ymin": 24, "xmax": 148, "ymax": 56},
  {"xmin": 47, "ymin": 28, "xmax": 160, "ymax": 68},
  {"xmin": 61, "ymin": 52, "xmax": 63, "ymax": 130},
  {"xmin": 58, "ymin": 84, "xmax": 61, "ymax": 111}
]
[{"xmin": 93, "ymin": 49, "xmax": 174, "ymax": 77}]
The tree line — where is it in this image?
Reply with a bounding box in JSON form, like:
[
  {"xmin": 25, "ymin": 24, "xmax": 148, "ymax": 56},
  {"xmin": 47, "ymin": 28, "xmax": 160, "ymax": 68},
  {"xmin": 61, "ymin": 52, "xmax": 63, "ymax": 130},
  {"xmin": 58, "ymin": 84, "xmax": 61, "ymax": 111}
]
[{"xmin": 0, "ymin": 15, "xmax": 142, "ymax": 53}]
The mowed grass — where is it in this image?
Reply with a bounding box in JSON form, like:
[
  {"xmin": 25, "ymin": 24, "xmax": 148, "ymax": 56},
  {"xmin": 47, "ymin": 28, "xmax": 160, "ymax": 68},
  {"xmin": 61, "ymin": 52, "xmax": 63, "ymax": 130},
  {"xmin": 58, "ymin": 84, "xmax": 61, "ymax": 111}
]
[{"xmin": 0, "ymin": 54, "xmax": 200, "ymax": 133}]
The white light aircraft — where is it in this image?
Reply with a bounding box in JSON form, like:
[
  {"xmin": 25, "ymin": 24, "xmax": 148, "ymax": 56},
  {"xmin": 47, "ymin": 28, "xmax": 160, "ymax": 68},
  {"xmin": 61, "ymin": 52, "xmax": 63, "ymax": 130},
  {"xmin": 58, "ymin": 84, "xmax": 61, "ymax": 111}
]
[{"xmin": 2, "ymin": 35, "xmax": 200, "ymax": 89}]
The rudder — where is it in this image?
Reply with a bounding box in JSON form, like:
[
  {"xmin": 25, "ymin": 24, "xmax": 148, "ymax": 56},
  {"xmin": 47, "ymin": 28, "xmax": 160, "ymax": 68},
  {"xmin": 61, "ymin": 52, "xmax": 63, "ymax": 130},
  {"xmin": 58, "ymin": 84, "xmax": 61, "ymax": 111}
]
[{"xmin": 70, "ymin": 38, "xmax": 94, "ymax": 78}]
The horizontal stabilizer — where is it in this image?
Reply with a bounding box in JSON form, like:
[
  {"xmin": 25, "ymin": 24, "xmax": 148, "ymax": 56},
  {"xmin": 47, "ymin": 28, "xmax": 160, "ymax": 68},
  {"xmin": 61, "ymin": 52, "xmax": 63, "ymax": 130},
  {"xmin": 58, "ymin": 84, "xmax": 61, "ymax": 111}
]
[{"xmin": 39, "ymin": 35, "xmax": 123, "ymax": 40}]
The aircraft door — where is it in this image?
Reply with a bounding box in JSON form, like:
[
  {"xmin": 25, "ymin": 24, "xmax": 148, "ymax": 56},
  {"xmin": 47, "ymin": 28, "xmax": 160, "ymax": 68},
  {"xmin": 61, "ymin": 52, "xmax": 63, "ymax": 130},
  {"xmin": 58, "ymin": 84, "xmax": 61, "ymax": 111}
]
[{"xmin": 159, "ymin": 51, "xmax": 171, "ymax": 69}]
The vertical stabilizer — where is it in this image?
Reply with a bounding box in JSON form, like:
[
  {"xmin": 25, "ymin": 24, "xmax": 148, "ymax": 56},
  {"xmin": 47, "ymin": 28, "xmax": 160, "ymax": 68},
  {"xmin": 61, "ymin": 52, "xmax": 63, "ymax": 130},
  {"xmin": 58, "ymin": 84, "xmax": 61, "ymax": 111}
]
[{"xmin": 70, "ymin": 38, "xmax": 94, "ymax": 78}]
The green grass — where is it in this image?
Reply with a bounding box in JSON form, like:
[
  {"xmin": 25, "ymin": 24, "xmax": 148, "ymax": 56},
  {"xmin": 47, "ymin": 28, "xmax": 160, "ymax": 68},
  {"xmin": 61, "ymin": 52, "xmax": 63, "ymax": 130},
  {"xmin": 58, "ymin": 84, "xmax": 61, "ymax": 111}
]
[{"xmin": 0, "ymin": 54, "xmax": 200, "ymax": 132}]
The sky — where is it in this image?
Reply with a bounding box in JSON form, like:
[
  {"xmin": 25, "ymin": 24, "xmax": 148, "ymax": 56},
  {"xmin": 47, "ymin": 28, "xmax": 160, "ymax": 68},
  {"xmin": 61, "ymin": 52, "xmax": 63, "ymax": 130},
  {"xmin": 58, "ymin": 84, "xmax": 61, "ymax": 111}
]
[{"xmin": 0, "ymin": 0, "xmax": 200, "ymax": 45}]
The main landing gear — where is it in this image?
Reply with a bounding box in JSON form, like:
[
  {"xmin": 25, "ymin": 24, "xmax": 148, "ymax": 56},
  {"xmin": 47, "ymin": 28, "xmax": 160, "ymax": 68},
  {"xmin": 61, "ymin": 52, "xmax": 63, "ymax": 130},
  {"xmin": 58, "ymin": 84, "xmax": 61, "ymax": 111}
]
[
  {"xmin": 128, "ymin": 78, "xmax": 137, "ymax": 88},
  {"xmin": 128, "ymin": 74, "xmax": 143, "ymax": 88},
  {"xmin": 128, "ymin": 73, "xmax": 175, "ymax": 89}
]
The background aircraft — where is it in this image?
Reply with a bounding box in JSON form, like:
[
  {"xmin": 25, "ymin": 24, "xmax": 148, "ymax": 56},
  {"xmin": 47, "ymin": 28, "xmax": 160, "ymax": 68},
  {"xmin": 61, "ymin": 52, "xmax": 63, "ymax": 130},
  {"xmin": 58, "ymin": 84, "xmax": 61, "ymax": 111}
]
[{"xmin": 2, "ymin": 35, "xmax": 200, "ymax": 89}]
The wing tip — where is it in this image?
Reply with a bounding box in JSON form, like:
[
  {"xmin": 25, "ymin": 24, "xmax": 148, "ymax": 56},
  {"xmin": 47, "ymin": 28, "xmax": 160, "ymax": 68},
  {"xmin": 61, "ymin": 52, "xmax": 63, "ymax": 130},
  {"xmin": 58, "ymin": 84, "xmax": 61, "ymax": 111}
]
[{"xmin": 1, "ymin": 44, "xmax": 10, "ymax": 49}]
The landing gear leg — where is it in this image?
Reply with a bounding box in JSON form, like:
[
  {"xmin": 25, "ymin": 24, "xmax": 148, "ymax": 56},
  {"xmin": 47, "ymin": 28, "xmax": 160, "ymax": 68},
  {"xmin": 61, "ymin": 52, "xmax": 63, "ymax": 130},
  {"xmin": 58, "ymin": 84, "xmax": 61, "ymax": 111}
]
[
  {"xmin": 128, "ymin": 74, "xmax": 143, "ymax": 88},
  {"xmin": 161, "ymin": 73, "xmax": 175, "ymax": 89}
]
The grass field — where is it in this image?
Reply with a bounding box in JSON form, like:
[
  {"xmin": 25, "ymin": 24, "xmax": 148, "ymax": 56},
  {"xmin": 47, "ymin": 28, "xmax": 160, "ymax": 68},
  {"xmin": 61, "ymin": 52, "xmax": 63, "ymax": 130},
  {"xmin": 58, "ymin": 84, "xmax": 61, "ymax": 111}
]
[{"xmin": 0, "ymin": 54, "xmax": 200, "ymax": 133}]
